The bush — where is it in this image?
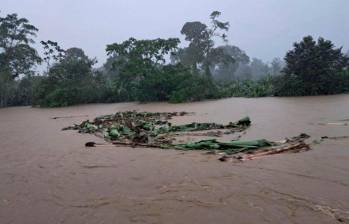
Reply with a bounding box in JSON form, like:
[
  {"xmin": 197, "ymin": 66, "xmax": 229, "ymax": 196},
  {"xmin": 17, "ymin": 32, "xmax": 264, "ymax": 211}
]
[
  {"xmin": 169, "ymin": 74, "xmax": 218, "ymax": 103},
  {"xmin": 137, "ymin": 65, "xmax": 190, "ymax": 102},
  {"xmin": 274, "ymin": 71, "xmax": 349, "ymax": 96},
  {"xmin": 32, "ymin": 48, "xmax": 115, "ymax": 107},
  {"xmin": 216, "ymin": 76, "xmax": 275, "ymax": 98}
]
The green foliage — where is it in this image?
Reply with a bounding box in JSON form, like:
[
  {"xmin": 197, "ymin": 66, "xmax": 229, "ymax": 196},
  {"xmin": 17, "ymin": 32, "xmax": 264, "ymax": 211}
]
[
  {"xmin": 0, "ymin": 13, "xmax": 41, "ymax": 107},
  {"xmin": 0, "ymin": 71, "xmax": 41, "ymax": 107},
  {"xmin": 3, "ymin": 12, "xmax": 349, "ymax": 109},
  {"xmin": 169, "ymin": 75, "xmax": 218, "ymax": 103},
  {"xmin": 106, "ymin": 38, "xmax": 181, "ymax": 102},
  {"xmin": 273, "ymin": 74, "xmax": 305, "ymax": 96},
  {"xmin": 0, "ymin": 13, "xmax": 41, "ymax": 79},
  {"xmin": 137, "ymin": 64, "xmax": 190, "ymax": 102},
  {"xmin": 104, "ymin": 37, "xmax": 219, "ymax": 103},
  {"xmin": 33, "ymin": 47, "xmax": 110, "ymax": 107},
  {"xmin": 0, "ymin": 71, "xmax": 16, "ymax": 107},
  {"xmin": 274, "ymin": 69, "xmax": 349, "ymax": 97},
  {"xmin": 276, "ymin": 36, "xmax": 349, "ymax": 96},
  {"xmin": 216, "ymin": 76, "xmax": 275, "ymax": 98},
  {"xmin": 336, "ymin": 69, "xmax": 349, "ymax": 92}
]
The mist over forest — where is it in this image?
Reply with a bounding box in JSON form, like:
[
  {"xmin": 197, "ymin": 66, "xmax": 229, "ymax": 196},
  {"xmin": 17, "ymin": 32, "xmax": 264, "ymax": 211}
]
[{"xmin": 1, "ymin": 1, "xmax": 349, "ymax": 107}]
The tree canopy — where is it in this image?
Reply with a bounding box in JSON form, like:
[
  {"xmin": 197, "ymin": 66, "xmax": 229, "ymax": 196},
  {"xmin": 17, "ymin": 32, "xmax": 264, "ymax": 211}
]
[
  {"xmin": 0, "ymin": 13, "xmax": 41, "ymax": 79},
  {"xmin": 105, "ymin": 38, "xmax": 180, "ymax": 101},
  {"xmin": 279, "ymin": 36, "xmax": 349, "ymax": 95},
  {"xmin": 178, "ymin": 11, "xmax": 232, "ymax": 75},
  {"xmin": 0, "ymin": 13, "xmax": 41, "ymax": 107},
  {"xmin": 32, "ymin": 46, "xmax": 106, "ymax": 107},
  {"xmin": 1, "ymin": 12, "xmax": 349, "ymax": 108}
]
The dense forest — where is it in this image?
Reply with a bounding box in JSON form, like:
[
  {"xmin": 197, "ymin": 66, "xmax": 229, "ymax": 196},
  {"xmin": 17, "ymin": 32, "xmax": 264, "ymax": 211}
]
[{"xmin": 1, "ymin": 11, "xmax": 349, "ymax": 107}]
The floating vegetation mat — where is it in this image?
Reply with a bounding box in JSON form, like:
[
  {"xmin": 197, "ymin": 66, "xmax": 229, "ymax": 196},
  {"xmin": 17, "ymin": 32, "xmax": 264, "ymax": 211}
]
[{"xmin": 63, "ymin": 111, "xmax": 311, "ymax": 161}]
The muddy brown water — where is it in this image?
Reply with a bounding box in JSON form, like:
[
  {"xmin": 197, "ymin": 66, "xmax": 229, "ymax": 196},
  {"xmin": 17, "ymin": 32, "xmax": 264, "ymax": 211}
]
[{"xmin": 1, "ymin": 95, "xmax": 349, "ymax": 224}]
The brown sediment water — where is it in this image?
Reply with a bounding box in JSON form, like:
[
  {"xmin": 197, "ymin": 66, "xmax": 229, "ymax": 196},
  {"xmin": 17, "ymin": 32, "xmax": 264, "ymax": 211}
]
[{"xmin": 0, "ymin": 95, "xmax": 349, "ymax": 224}]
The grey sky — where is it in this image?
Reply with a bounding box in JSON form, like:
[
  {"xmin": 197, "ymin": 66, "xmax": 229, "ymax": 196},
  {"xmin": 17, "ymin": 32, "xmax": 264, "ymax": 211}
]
[{"xmin": 2, "ymin": 0, "xmax": 349, "ymax": 66}]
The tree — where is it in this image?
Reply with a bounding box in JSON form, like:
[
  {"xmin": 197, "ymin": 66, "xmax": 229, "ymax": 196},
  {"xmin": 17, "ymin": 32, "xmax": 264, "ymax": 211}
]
[
  {"xmin": 105, "ymin": 37, "xmax": 218, "ymax": 103},
  {"xmin": 41, "ymin": 40, "xmax": 65, "ymax": 71},
  {"xmin": 0, "ymin": 13, "xmax": 41, "ymax": 107},
  {"xmin": 234, "ymin": 63, "xmax": 253, "ymax": 80},
  {"xmin": 281, "ymin": 36, "xmax": 349, "ymax": 95},
  {"xmin": 136, "ymin": 64, "xmax": 190, "ymax": 102},
  {"xmin": 33, "ymin": 47, "xmax": 102, "ymax": 107},
  {"xmin": 270, "ymin": 57, "xmax": 284, "ymax": 76},
  {"xmin": 0, "ymin": 13, "xmax": 41, "ymax": 79},
  {"xmin": 178, "ymin": 11, "xmax": 232, "ymax": 75},
  {"xmin": 106, "ymin": 38, "xmax": 180, "ymax": 101},
  {"xmin": 249, "ymin": 58, "xmax": 270, "ymax": 79},
  {"xmin": 101, "ymin": 54, "xmax": 120, "ymax": 78},
  {"xmin": 211, "ymin": 45, "xmax": 250, "ymax": 81}
]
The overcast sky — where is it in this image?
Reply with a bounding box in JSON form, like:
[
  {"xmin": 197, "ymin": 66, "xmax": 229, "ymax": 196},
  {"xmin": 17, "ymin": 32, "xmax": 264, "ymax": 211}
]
[{"xmin": 2, "ymin": 0, "xmax": 349, "ymax": 66}]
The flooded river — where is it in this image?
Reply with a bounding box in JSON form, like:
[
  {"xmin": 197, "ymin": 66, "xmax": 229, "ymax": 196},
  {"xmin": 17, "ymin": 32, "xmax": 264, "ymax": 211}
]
[{"xmin": 1, "ymin": 95, "xmax": 349, "ymax": 223}]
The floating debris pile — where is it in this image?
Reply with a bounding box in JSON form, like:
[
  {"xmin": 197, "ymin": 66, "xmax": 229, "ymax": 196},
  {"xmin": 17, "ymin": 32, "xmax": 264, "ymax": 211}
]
[
  {"xmin": 63, "ymin": 111, "xmax": 311, "ymax": 161},
  {"xmin": 215, "ymin": 133, "xmax": 311, "ymax": 161},
  {"xmin": 63, "ymin": 111, "xmax": 251, "ymax": 147}
]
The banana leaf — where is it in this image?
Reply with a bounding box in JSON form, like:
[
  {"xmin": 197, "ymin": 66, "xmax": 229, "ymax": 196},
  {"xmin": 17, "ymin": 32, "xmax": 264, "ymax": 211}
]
[
  {"xmin": 109, "ymin": 128, "xmax": 120, "ymax": 139},
  {"xmin": 175, "ymin": 138, "xmax": 272, "ymax": 153},
  {"xmin": 169, "ymin": 123, "xmax": 225, "ymax": 132}
]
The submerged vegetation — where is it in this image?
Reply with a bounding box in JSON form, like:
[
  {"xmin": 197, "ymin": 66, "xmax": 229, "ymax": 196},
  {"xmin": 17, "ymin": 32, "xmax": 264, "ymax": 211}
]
[
  {"xmin": 0, "ymin": 12, "xmax": 348, "ymax": 108},
  {"xmin": 63, "ymin": 111, "xmax": 311, "ymax": 162},
  {"xmin": 64, "ymin": 111, "xmax": 252, "ymax": 147}
]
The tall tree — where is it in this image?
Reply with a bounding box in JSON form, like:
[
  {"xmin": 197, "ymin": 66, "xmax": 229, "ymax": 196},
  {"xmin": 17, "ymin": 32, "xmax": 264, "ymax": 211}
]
[
  {"xmin": 270, "ymin": 57, "xmax": 284, "ymax": 76},
  {"xmin": 179, "ymin": 11, "xmax": 232, "ymax": 75},
  {"xmin": 283, "ymin": 36, "xmax": 349, "ymax": 95},
  {"xmin": 211, "ymin": 45, "xmax": 249, "ymax": 80},
  {"xmin": 249, "ymin": 58, "xmax": 270, "ymax": 79},
  {"xmin": 41, "ymin": 40, "xmax": 65, "ymax": 71},
  {"xmin": 0, "ymin": 13, "xmax": 41, "ymax": 107},
  {"xmin": 0, "ymin": 13, "xmax": 41, "ymax": 79}
]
